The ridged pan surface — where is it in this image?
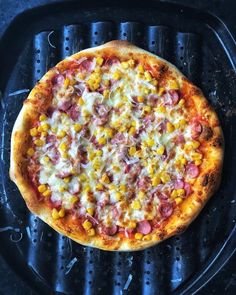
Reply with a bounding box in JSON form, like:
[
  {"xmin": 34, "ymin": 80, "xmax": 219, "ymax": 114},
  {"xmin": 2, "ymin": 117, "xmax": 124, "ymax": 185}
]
[{"xmin": 0, "ymin": 2, "xmax": 236, "ymax": 295}]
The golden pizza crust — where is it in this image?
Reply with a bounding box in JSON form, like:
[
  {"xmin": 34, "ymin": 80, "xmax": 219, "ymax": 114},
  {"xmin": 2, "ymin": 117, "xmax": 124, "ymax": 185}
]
[{"xmin": 10, "ymin": 40, "xmax": 224, "ymax": 251}]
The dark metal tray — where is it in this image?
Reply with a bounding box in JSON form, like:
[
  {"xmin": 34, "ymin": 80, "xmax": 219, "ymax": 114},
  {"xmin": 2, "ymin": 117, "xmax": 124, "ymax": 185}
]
[{"xmin": 0, "ymin": 1, "xmax": 236, "ymax": 294}]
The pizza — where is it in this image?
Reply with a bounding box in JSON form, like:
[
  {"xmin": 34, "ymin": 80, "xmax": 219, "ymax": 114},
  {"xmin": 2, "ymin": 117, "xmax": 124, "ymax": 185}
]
[{"xmin": 10, "ymin": 40, "xmax": 224, "ymax": 251}]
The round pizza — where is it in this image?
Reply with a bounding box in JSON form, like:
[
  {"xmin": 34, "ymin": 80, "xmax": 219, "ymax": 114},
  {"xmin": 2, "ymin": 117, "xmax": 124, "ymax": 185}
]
[{"xmin": 10, "ymin": 40, "xmax": 224, "ymax": 251}]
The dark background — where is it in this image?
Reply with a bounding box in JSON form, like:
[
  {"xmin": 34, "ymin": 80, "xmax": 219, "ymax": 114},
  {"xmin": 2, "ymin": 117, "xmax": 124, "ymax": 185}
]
[{"xmin": 0, "ymin": 0, "xmax": 235, "ymax": 294}]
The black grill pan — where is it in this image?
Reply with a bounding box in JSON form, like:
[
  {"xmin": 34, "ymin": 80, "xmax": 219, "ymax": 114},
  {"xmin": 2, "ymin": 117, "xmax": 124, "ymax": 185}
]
[{"xmin": 0, "ymin": 1, "xmax": 236, "ymax": 294}]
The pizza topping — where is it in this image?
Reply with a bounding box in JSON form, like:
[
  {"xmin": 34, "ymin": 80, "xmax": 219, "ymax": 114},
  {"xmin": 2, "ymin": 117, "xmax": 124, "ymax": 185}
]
[
  {"xmin": 186, "ymin": 163, "xmax": 199, "ymax": 179},
  {"xmin": 27, "ymin": 55, "xmax": 205, "ymax": 238}
]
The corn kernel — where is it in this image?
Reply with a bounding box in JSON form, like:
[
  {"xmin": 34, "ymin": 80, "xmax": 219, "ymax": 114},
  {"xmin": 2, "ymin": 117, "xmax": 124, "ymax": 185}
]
[
  {"xmin": 52, "ymin": 208, "xmax": 59, "ymax": 220},
  {"xmin": 96, "ymin": 150, "xmax": 103, "ymax": 156},
  {"xmin": 129, "ymin": 146, "xmax": 136, "ymax": 156},
  {"xmin": 156, "ymin": 146, "xmax": 165, "ymax": 155},
  {"xmin": 135, "ymin": 233, "xmax": 143, "ymax": 240},
  {"xmin": 146, "ymin": 139, "xmax": 155, "ymax": 147},
  {"xmin": 178, "ymin": 99, "xmax": 185, "ymax": 106},
  {"xmin": 144, "ymin": 88, "xmax": 151, "ymax": 95},
  {"xmin": 78, "ymin": 97, "xmax": 84, "ymax": 106},
  {"xmin": 34, "ymin": 139, "xmax": 44, "ymax": 146},
  {"xmin": 156, "ymin": 105, "xmax": 166, "ymax": 113},
  {"xmin": 113, "ymin": 71, "xmax": 121, "ymax": 80},
  {"xmin": 118, "ymin": 185, "xmax": 125, "ymax": 193},
  {"xmin": 59, "ymin": 142, "xmax": 68, "ymax": 152},
  {"xmin": 62, "ymin": 152, "xmax": 68, "ymax": 159},
  {"xmin": 98, "ymin": 137, "xmax": 106, "ymax": 145},
  {"xmin": 64, "ymin": 77, "xmax": 70, "ymax": 87},
  {"xmin": 137, "ymin": 64, "xmax": 144, "ymax": 73},
  {"xmin": 71, "ymin": 196, "xmax": 78, "ymax": 204},
  {"xmin": 96, "ymin": 56, "xmax": 104, "ymax": 66},
  {"xmin": 129, "ymin": 127, "xmax": 136, "ymax": 136},
  {"xmin": 128, "ymin": 59, "xmax": 135, "ymax": 67},
  {"xmin": 101, "ymin": 173, "xmax": 110, "ymax": 184},
  {"xmin": 175, "ymin": 197, "xmax": 183, "ymax": 205},
  {"xmin": 180, "ymin": 156, "xmax": 187, "ymax": 165},
  {"xmin": 152, "ymin": 79, "xmax": 158, "ymax": 86},
  {"xmin": 38, "ymin": 184, "xmax": 46, "ymax": 193},
  {"xmin": 30, "ymin": 127, "xmax": 38, "ymax": 137},
  {"xmin": 166, "ymin": 122, "xmax": 175, "ymax": 133},
  {"xmin": 63, "ymin": 177, "xmax": 71, "ymax": 184},
  {"xmin": 138, "ymin": 191, "xmax": 145, "ymax": 200},
  {"xmin": 57, "ymin": 130, "xmax": 66, "ymax": 138},
  {"xmin": 143, "ymin": 106, "xmax": 151, "ymax": 113},
  {"xmin": 103, "ymin": 89, "xmax": 109, "ymax": 99},
  {"xmin": 93, "ymin": 160, "xmax": 101, "ymax": 170},
  {"xmin": 171, "ymin": 189, "xmax": 178, "ymax": 199},
  {"xmin": 87, "ymin": 207, "xmax": 94, "ymax": 216},
  {"xmin": 41, "ymin": 131, "xmax": 47, "ymax": 137},
  {"xmin": 96, "ymin": 183, "xmax": 104, "ymax": 191},
  {"xmin": 158, "ymin": 87, "xmax": 165, "ymax": 96},
  {"xmin": 137, "ymin": 96, "xmax": 144, "ymax": 103},
  {"xmin": 192, "ymin": 140, "xmax": 201, "ymax": 149},
  {"xmin": 59, "ymin": 208, "xmax": 65, "ymax": 218},
  {"xmin": 82, "ymin": 220, "xmax": 93, "ymax": 230},
  {"xmin": 103, "ymin": 79, "xmax": 110, "ymax": 87},
  {"xmin": 87, "ymin": 228, "xmax": 96, "ymax": 236},
  {"xmin": 191, "ymin": 152, "xmax": 202, "ymax": 160},
  {"xmin": 144, "ymin": 71, "xmax": 152, "ymax": 81},
  {"xmin": 37, "ymin": 125, "xmax": 43, "ymax": 132},
  {"xmin": 113, "ymin": 166, "xmax": 121, "ymax": 172},
  {"xmin": 169, "ymin": 80, "xmax": 179, "ymax": 90},
  {"xmin": 128, "ymin": 221, "xmax": 136, "ymax": 229},
  {"xmin": 109, "ymin": 184, "xmax": 116, "ymax": 190},
  {"xmin": 195, "ymin": 160, "xmax": 202, "ymax": 166},
  {"xmin": 115, "ymin": 192, "xmax": 122, "ymax": 201},
  {"xmin": 39, "ymin": 114, "xmax": 47, "ymax": 121},
  {"xmin": 43, "ymin": 189, "xmax": 51, "ymax": 197},
  {"xmin": 79, "ymin": 174, "xmax": 87, "ymax": 182},
  {"xmin": 83, "ymin": 184, "xmax": 91, "ymax": 193},
  {"xmin": 73, "ymin": 123, "xmax": 82, "ymax": 133},
  {"xmin": 143, "ymin": 234, "xmax": 151, "ymax": 241},
  {"xmin": 160, "ymin": 172, "xmax": 170, "ymax": 184},
  {"xmin": 104, "ymin": 128, "xmax": 113, "ymax": 138},
  {"xmin": 88, "ymin": 151, "xmax": 96, "ymax": 161},
  {"xmin": 43, "ymin": 156, "xmax": 50, "ymax": 163},
  {"xmin": 27, "ymin": 148, "xmax": 34, "ymax": 156},
  {"xmin": 152, "ymin": 176, "xmax": 161, "ymax": 186},
  {"xmin": 131, "ymin": 121, "xmax": 136, "ymax": 127},
  {"xmin": 176, "ymin": 188, "xmax": 185, "ymax": 197},
  {"xmin": 132, "ymin": 200, "xmax": 141, "ymax": 210},
  {"xmin": 121, "ymin": 61, "xmax": 129, "ymax": 69},
  {"xmin": 59, "ymin": 186, "xmax": 67, "ymax": 192}
]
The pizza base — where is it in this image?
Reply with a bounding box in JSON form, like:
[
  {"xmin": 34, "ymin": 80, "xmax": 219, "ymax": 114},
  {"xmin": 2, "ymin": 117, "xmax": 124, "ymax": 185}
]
[{"xmin": 10, "ymin": 40, "xmax": 224, "ymax": 251}]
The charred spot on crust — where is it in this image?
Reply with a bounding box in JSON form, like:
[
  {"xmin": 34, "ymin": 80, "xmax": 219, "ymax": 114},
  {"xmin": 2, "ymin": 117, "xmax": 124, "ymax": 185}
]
[
  {"xmin": 201, "ymin": 172, "xmax": 216, "ymax": 188},
  {"xmin": 191, "ymin": 86, "xmax": 202, "ymax": 96},
  {"xmin": 202, "ymin": 174, "xmax": 209, "ymax": 186},
  {"xmin": 176, "ymin": 225, "xmax": 186, "ymax": 234},
  {"xmin": 158, "ymin": 231, "xmax": 166, "ymax": 240},
  {"xmin": 212, "ymin": 136, "xmax": 224, "ymax": 148},
  {"xmin": 201, "ymin": 126, "xmax": 213, "ymax": 141}
]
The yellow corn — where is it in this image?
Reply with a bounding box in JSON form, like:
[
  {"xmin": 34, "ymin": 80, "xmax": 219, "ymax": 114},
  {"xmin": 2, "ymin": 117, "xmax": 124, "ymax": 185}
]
[
  {"xmin": 144, "ymin": 88, "xmax": 151, "ymax": 95},
  {"xmin": 158, "ymin": 87, "xmax": 165, "ymax": 96},
  {"xmin": 169, "ymin": 80, "xmax": 179, "ymax": 90},
  {"xmin": 64, "ymin": 177, "xmax": 71, "ymax": 184},
  {"xmin": 115, "ymin": 192, "xmax": 122, "ymax": 201},
  {"xmin": 129, "ymin": 146, "xmax": 136, "ymax": 156},
  {"xmin": 156, "ymin": 105, "xmax": 166, "ymax": 113},
  {"xmin": 135, "ymin": 233, "xmax": 143, "ymax": 240},
  {"xmin": 87, "ymin": 208, "xmax": 94, "ymax": 216},
  {"xmin": 195, "ymin": 160, "xmax": 202, "ymax": 166},
  {"xmin": 52, "ymin": 208, "xmax": 59, "ymax": 220},
  {"xmin": 152, "ymin": 79, "xmax": 158, "ymax": 86},
  {"xmin": 129, "ymin": 127, "xmax": 136, "ymax": 136},
  {"xmin": 175, "ymin": 197, "xmax": 183, "ymax": 205},
  {"xmin": 96, "ymin": 150, "xmax": 103, "ymax": 156},
  {"xmin": 73, "ymin": 123, "xmax": 82, "ymax": 132},
  {"xmin": 58, "ymin": 208, "xmax": 65, "ymax": 218},
  {"xmin": 96, "ymin": 183, "xmax": 104, "ymax": 191},
  {"xmin": 82, "ymin": 220, "xmax": 93, "ymax": 230},
  {"xmin": 101, "ymin": 173, "xmax": 110, "ymax": 184},
  {"xmin": 176, "ymin": 188, "xmax": 185, "ymax": 197},
  {"xmin": 146, "ymin": 139, "xmax": 155, "ymax": 147},
  {"xmin": 178, "ymin": 99, "xmax": 185, "ymax": 106},
  {"xmin": 64, "ymin": 77, "xmax": 70, "ymax": 87},
  {"xmin": 30, "ymin": 128, "xmax": 38, "ymax": 137},
  {"xmin": 137, "ymin": 64, "xmax": 144, "ymax": 73},
  {"xmin": 128, "ymin": 59, "xmax": 135, "ymax": 67},
  {"xmin": 192, "ymin": 140, "xmax": 201, "ymax": 149},
  {"xmin": 59, "ymin": 142, "xmax": 68, "ymax": 152},
  {"xmin": 41, "ymin": 123, "xmax": 50, "ymax": 131},
  {"xmin": 132, "ymin": 200, "xmax": 141, "ymax": 210},
  {"xmin": 138, "ymin": 191, "xmax": 145, "ymax": 200},
  {"xmin": 78, "ymin": 97, "xmax": 84, "ymax": 106},
  {"xmin": 144, "ymin": 71, "xmax": 152, "ymax": 81},
  {"xmin": 39, "ymin": 114, "xmax": 47, "ymax": 121},
  {"xmin": 27, "ymin": 148, "xmax": 34, "ymax": 156},
  {"xmin": 113, "ymin": 166, "xmax": 121, "ymax": 172},
  {"xmin": 160, "ymin": 172, "xmax": 170, "ymax": 184},
  {"xmin": 71, "ymin": 196, "xmax": 78, "ymax": 204},
  {"xmin": 121, "ymin": 61, "xmax": 129, "ymax": 69},
  {"xmin": 104, "ymin": 128, "xmax": 113, "ymax": 138},
  {"xmin": 156, "ymin": 146, "xmax": 165, "ymax": 155},
  {"xmin": 120, "ymin": 184, "xmax": 126, "ymax": 193},
  {"xmin": 143, "ymin": 106, "xmax": 151, "ymax": 113},
  {"xmin": 79, "ymin": 174, "xmax": 87, "ymax": 182},
  {"xmin": 87, "ymin": 228, "xmax": 96, "ymax": 236},
  {"xmin": 43, "ymin": 156, "xmax": 50, "ymax": 163},
  {"xmin": 43, "ymin": 189, "xmax": 51, "ymax": 197},
  {"xmin": 98, "ymin": 137, "xmax": 106, "ymax": 145},
  {"xmin": 137, "ymin": 96, "xmax": 144, "ymax": 103},
  {"xmin": 93, "ymin": 160, "xmax": 101, "ymax": 170},
  {"xmin": 83, "ymin": 184, "xmax": 91, "ymax": 193},
  {"xmin": 166, "ymin": 122, "xmax": 175, "ymax": 133},
  {"xmin": 152, "ymin": 176, "xmax": 161, "ymax": 186},
  {"xmin": 41, "ymin": 131, "xmax": 47, "ymax": 137},
  {"xmin": 103, "ymin": 89, "xmax": 109, "ymax": 99},
  {"xmin": 96, "ymin": 56, "xmax": 103, "ymax": 66},
  {"xmin": 57, "ymin": 130, "xmax": 67, "ymax": 138},
  {"xmin": 128, "ymin": 221, "xmax": 136, "ymax": 229},
  {"xmin": 34, "ymin": 139, "xmax": 44, "ymax": 146},
  {"xmin": 103, "ymin": 79, "xmax": 110, "ymax": 87},
  {"xmin": 38, "ymin": 184, "xmax": 47, "ymax": 193},
  {"xmin": 59, "ymin": 186, "xmax": 67, "ymax": 192},
  {"xmin": 113, "ymin": 71, "xmax": 121, "ymax": 80},
  {"xmin": 143, "ymin": 234, "xmax": 151, "ymax": 241}
]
